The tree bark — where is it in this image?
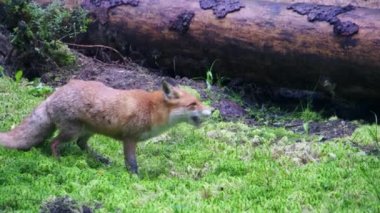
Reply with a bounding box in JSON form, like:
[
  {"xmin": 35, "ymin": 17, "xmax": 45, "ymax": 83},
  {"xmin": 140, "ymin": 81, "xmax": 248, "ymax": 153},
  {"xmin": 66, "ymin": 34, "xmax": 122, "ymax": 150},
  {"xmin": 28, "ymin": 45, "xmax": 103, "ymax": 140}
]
[
  {"xmin": 37, "ymin": 0, "xmax": 380, "ymax": 102},
  {"xmin": 269, "ymin": 0, "xmax": 380, "ymax": 9}
]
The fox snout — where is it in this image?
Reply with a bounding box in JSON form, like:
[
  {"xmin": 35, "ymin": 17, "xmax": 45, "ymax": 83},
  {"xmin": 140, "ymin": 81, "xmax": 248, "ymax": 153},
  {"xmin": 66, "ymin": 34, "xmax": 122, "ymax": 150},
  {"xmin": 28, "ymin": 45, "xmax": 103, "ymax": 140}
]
[
  {"xmin": 202, "ymin": 107, "xmax": 214, "ymax": 117},
  {"xmin": 189, "ymin": 106, "xmax": 214, "ymax": 126}
]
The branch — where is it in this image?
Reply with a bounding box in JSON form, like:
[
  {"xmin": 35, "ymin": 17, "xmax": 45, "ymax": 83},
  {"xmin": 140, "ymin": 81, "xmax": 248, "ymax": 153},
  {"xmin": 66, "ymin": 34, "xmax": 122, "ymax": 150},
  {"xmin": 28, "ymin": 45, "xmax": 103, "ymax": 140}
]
[{"xmin": 64, "ymin": 42, "xmax": 127, "ymax": 64}]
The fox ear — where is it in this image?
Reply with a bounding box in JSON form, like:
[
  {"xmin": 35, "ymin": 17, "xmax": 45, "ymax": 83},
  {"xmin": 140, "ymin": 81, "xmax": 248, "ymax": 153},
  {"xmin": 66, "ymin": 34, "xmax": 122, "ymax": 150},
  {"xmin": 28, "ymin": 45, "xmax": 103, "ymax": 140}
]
[{"xmin": 162, "ymin": 81, "xmax": 179, "ymax": 100}]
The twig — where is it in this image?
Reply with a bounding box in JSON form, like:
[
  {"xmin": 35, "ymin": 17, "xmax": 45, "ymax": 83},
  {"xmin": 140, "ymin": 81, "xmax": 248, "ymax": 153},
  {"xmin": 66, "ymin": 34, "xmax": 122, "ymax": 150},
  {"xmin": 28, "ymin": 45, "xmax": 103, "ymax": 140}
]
[
  {"xmin": 4, "ymin": 47, "xmax": 14, "ymax": 64},
  {"xmin": 65, "ymin": 42, "xmax": 127, "ymax": 64}
]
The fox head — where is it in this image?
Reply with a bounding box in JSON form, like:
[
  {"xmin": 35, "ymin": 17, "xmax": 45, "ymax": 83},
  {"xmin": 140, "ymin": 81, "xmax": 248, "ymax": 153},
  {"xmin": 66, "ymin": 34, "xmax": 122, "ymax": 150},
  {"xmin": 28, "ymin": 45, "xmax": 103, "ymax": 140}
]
[{"xmin": 162, "ymin": 82, "xmax": 213, "ymax": 126}]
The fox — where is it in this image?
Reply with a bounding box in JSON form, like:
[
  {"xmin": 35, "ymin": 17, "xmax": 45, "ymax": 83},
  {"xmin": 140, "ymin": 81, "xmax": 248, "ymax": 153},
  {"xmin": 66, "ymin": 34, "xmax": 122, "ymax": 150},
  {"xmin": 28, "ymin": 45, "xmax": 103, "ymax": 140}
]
[{"xmin": 0, "ymin": 80, "xmax": 212, "ymax": 173}]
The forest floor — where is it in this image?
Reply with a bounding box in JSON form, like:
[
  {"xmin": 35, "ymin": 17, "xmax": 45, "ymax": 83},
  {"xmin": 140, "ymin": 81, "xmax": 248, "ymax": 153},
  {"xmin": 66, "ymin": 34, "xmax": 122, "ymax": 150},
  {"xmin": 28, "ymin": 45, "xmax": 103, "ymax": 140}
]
[
  {"xmin": 0, "ymin": 52, "xmax": 379, "ymax": 212},
  {"xmin": 44, "ymin": 52, "xmax": 363, "ymax": 143}
]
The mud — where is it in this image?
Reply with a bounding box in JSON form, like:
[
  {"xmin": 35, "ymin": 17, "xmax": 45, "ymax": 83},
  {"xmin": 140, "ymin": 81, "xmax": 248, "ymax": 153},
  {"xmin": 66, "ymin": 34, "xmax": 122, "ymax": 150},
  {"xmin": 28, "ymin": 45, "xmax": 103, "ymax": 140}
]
[
  {"xmin": 81, "ymin": 0, "xmax": 139, "ymax": 24},
  {"xmin": 169, "ymin": 11, "xmax": 195, "ymax": 34},
  {"xmin": 199, "ymin": 0, "xmax": 244, "ymax": 18},
  {"xmin": 287, "ymin": 3, "xmax": 359, "ymax": 36}
]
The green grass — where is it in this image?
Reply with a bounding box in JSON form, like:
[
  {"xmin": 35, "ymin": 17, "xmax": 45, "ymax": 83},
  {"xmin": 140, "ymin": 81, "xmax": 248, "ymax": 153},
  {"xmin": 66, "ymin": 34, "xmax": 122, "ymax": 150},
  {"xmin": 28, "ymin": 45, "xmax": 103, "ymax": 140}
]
[{"xmin": 0, "ymin": 77, "xmax": 379, "ymax": 212}]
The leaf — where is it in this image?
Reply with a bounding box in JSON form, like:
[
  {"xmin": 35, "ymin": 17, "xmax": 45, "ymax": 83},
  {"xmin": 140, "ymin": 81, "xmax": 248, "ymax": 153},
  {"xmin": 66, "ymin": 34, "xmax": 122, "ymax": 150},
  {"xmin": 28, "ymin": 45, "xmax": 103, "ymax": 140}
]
[
  {"xmin": 15, "ymin": 69, "xmax": 23, "ymax": 83},
  {"xmin": 303, "ymin": 122, "xmax": 310, "ymax": 135}
]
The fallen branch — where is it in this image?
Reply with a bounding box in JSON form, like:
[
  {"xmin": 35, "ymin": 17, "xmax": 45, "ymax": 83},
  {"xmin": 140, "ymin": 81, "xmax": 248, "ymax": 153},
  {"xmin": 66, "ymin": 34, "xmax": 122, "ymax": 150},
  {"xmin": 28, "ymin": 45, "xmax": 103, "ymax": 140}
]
[{"xmin": 65, "ymin": 43, "xmax": 127, "ymax": 64}]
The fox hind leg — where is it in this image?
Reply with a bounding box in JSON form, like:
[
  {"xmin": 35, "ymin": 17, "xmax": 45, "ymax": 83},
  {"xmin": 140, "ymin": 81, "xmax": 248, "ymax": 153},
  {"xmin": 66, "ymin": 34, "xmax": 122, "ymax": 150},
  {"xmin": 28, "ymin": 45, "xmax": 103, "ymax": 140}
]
[
  {"xmin": 77, "ymin": 133, "xmax": 111, "ymax": 165},
  {"xmin": 51, "ymin": 131, "xmax": 79, "ymax": 157},
  {"xmin": 51, "ymin": 123, "xmax": 83, "ymax": 157},
  {"xmin": 76, "ymin": 133, "xmax": 92, "ymax": 151}
]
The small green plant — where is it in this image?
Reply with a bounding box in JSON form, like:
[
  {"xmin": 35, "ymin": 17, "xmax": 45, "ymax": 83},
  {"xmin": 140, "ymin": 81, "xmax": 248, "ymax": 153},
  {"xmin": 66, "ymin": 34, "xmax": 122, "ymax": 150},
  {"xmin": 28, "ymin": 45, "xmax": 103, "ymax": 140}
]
[
  {"xmin": 28, "ymin": 81, "xmax": 53, "ymax": 97},
  {"xmin": 14, "ymin": 69, "xmax": 23, "ymax": 83},
  {"xmin": 0, "ymin": 66, "xmax": 4, "ymax": 76},
  {"xmin": 298, "ymin": 102, "xmax": 322, "ymax": 122},
  {"xmin": 367, "ymin": 112, "xmax": 379, "ymax": 147},
  {"xmin": 205, "ymin": 60, "xmax": 218, "ymax": 90},
  {"xmin": 303, "ymin": 122, "xmax": 310, "ymax": 135},
  {"xmin": 44, "ymin": 40, "xmax": 76, "ymax": 66},
  {"xmin": 215, "ymin": 74, "xmax": 227, "ymax": 88},
  {"xmin": 206, "ymin": 69, "xmax": 213, "ymax": 90},
  {"xmin": 229, "ymin": 91, "xmax": 244, "ymax": 106},
  {"xmin": 205, "ymin": 60, "xmax": 227, "ymax": 89},
  {"xmin": 211, "ymin": 109, "xmax": 222, "ymax": 121}
]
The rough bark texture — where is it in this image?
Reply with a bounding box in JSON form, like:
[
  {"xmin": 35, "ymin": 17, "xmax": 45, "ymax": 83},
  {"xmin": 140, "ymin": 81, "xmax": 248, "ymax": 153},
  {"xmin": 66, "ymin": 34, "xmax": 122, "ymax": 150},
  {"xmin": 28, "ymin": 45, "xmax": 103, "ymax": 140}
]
[
  {"xmin": 36, "ymin": 0, "xmax": 380, "ymax": 102},
  {"xmin": 270, "ymin": 0, "xmax": 380, "ymax": 9}
]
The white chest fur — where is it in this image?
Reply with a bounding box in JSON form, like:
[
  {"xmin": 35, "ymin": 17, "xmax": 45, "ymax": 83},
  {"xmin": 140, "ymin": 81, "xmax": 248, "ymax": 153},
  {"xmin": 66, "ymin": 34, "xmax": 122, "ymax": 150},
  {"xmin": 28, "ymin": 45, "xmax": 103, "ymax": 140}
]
[{"xmin": 139, "ymin": 124, "xmax": 172, "ymax": 141}]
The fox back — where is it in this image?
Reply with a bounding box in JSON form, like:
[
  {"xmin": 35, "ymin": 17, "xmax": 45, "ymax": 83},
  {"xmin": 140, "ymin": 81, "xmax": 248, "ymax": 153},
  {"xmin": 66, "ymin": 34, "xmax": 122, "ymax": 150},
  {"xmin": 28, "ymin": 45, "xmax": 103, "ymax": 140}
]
[
  {"xmin": 0, "ymin": 80, "xmax": 212, "ymax": 173},
  {"xmin": 45, "ymin": 80, "xmax": 211, "ymax": 140}
]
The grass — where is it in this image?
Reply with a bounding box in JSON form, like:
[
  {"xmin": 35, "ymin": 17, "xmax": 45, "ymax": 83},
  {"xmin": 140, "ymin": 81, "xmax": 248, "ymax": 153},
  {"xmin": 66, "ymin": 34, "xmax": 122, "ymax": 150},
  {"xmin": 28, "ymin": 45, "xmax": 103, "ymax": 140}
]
[{"xmin": 0, "ymin": 77, "xmax": 379, "ymax": 212}]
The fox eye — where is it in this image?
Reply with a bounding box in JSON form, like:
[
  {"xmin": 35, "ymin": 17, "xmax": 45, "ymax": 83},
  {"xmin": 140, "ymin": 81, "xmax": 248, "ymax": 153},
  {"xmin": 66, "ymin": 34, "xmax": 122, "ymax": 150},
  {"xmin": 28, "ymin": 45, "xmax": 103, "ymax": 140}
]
[{"xmin": 187, "ymin": 102, "xmax": 197, "ymax": 107}]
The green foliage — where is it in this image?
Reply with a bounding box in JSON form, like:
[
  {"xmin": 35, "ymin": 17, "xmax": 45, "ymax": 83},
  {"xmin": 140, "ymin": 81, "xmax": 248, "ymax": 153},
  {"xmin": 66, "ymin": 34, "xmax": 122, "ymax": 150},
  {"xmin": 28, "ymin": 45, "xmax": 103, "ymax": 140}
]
[
  {"xmin": 204, "ymin": 60, "xmax": 227, "ymax": 90},
  {"xmin": 0, "ymin": 66, "xmax": 4, "ymax": 76},
  {"xmin": 14, "ymin": 69, "xmax": 23, "ymax": 83},
  {"xmin": 303, "ymin": 122, "xmax": 310, "ymax": 135},
  {"xmin": 0, "ymin": 78, "xmax": 379, "ymax": 212},
  {"xmin": 44, "ymin": 40, "xmax": 76, "ymax": 66},
  {"xmin": 206, "ymin": 66, "xmax": 213, "ymax": 90},
  {"xmin": 352, "ymin": 124, "xmax": 380, "ymax": 147},
  {"xmin": 27, "ymin": 80, "xmax": 53, "ymax": 97},
  {"xmin": 368, "ymin": 113, "xmax": 379, "ymax": 146},
  {"xmin": 205, "ymin": 60, "xmax": 218, "ymax": 90},
  {"xmin": 297, "ymin": 102, "xmax": 322, "ymax": 122},
  {"xmin": 229, "ymin": 91, "xmax": 244, "ymax": 106},
  {"xmin": 1, "ymin": 0, "xmax": 90, "ymax": 69}
]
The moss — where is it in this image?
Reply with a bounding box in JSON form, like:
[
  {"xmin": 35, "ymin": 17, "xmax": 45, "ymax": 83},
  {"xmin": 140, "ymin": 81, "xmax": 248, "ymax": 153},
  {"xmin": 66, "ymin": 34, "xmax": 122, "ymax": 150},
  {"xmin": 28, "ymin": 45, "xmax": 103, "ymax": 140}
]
[{"xmin": 0, "ymin": 78, "xmax": 379, "ymax": 212}]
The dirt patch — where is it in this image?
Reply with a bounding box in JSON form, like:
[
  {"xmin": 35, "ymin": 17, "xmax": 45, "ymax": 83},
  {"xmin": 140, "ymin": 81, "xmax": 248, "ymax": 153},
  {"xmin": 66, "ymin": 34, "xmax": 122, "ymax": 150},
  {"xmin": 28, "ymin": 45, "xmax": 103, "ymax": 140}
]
[
  {"xmin": 40, "ymin": 196, "xmax": 96, "ymax": 213},
  {"xmin": 212, "ymin": 99, "xmax": 246, "ymax": 121},
  {"xmin": 199, "ymin": 0, "xmax": 244, "ymax": 18},
  {"xmin": 285, "ymin": 119, "xmax": 358, "ymax": 141},
  {"xmin": 169, "ymin": 11, "xmax": 195, "ymax": 34},
  {"xmin": 287, "ymin": 3, "xmax": 359, "ymax": 37}
]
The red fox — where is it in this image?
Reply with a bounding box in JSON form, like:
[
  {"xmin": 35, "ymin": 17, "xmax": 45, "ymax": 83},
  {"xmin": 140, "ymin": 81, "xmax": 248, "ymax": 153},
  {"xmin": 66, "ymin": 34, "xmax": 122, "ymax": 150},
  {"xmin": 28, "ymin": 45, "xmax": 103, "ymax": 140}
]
[{"xmin": 0, "ymin": 80, "xmax": 212, "ymax": 173}]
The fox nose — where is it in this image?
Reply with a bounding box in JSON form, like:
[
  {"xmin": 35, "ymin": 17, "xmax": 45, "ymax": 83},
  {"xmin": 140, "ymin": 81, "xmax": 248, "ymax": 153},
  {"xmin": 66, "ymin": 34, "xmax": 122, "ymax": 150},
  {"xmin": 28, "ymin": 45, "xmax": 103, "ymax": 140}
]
[{"xmin": 202, "ymin": 107, "xmax": 215, "ymax": 116}]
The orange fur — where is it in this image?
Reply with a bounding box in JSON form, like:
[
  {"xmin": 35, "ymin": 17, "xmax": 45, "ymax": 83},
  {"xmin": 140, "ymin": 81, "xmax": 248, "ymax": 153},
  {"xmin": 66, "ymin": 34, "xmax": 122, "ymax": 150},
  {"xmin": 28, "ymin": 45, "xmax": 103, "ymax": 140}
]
[{"xmin": 0, "ymin": 80, "xmax": 212, "ymax": 173}]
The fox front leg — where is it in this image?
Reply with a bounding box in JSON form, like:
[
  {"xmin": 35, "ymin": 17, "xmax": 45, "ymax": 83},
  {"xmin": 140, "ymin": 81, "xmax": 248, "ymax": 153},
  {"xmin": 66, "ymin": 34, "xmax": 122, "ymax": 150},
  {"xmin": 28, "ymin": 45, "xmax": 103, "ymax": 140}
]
[
  {"xmin": 123, "ymin": 140, "xmax": 138, "ymax": 174},
  {"xmin": 51, "ymin": 140, "xmax": 61, "ymax": 157}
]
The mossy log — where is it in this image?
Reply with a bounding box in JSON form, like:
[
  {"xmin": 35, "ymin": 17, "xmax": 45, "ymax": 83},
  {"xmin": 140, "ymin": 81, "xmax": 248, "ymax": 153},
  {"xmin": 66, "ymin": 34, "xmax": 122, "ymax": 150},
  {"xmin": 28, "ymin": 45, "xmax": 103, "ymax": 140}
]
[{"xmin": 37, "ymin": 0, "xmax": 380, "ymax": 102}]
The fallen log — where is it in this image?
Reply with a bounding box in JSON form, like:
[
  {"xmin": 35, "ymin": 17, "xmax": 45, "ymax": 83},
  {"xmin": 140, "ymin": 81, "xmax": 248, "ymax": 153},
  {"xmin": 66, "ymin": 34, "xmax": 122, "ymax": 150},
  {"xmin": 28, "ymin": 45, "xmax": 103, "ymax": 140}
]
[
  {"xmin": 37, "ymin": 0, "xmax": 380, "ymax": 102},
  {"xmin": 270, "ymin": 0, "xmax": 380, "ymax": 9}
]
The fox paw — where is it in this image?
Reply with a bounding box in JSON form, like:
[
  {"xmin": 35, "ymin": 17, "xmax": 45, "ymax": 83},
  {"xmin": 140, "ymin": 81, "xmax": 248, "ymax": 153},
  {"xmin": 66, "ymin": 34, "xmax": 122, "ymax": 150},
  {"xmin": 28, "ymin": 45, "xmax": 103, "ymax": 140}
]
[{"xmin": 95, "ymin": 154, "xmax": 111, "ymax": 166}]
